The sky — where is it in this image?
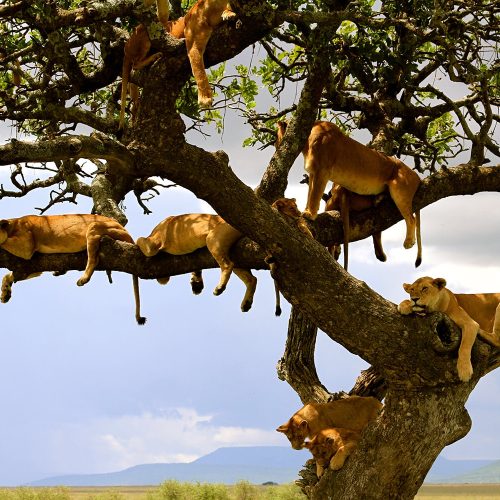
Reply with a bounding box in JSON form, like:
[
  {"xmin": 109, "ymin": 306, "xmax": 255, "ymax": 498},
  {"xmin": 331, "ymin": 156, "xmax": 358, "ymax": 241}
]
[{"xmin": 0, "ymin": 53, "xmax": 499, "ymax": 486}]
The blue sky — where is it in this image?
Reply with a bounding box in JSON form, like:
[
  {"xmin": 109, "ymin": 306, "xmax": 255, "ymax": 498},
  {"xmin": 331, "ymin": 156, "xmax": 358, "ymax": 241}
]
[{"xmin": 1, "ymin": 74, "xmax": 499, "ymax": 486}]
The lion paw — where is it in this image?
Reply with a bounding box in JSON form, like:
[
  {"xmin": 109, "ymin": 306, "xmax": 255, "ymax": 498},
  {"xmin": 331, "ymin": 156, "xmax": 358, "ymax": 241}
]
[
  {"xmin": 198, "ymin": 95, "xmax": 213, "ymax": 109},
  {"xmin": 403, "ymin": 236, "xmax": 416, "ymax": 249},
  {"xmin": 221, "ymin": 10, "xmax": 237, "ymax": 21},
  {"xmin": 213, "ymin": 284, "xmax": 226, "ymax": 296},
  {"xmin": 76, "ymin": 276, "xmax": 89, "ymax": 287},
  {"xmin": 302, "ymin": 210, "xmax": 317, "ymax": 221},
  {"xmin": 241, "ymin": 299, "xmax": 253, "ymax": 312},
  {"xmin": 397, "ymin": 300, "xmax": 413, "ymax": 315},
  {"xmin": 457, "ymin": 359, "xmax": 473, "ymax": 382}
]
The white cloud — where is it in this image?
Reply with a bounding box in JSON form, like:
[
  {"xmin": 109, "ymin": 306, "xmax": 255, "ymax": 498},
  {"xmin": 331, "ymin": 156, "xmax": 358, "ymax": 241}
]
[{"xmin": 44, "ymin": 408, "xmax": 282, "ymax": 476}]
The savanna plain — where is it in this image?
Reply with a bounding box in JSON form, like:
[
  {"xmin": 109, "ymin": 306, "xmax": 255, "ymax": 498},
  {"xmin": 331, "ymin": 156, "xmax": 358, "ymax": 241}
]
[{"xmin": 1, "ymin": 482, "xmax": 500, "ymax": 500}]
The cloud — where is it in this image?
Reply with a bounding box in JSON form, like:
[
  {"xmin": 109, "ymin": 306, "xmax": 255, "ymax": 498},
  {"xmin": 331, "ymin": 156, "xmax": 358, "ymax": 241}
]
[{"xmin": 43, "ymin": 408, "xmax": 282, "ymax": 476}]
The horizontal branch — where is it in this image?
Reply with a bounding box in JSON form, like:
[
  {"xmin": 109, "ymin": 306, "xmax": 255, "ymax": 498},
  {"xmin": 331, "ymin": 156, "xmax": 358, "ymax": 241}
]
[{"xmin": 0, "ymin": 134, "xmax": 134, "ymax": 168}]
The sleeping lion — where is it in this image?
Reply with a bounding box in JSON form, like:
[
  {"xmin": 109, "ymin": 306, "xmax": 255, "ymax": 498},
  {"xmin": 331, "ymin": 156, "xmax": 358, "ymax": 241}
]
[{"xmin": 398, "ymin": 276, "xmax": 500, "ymax": 382}]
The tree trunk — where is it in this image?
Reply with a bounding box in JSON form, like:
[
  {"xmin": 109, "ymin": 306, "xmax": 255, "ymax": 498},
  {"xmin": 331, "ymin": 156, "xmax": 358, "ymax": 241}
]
[{"xmin": 310, "ymin": 386, "xmax": 473, "ymax": 499}]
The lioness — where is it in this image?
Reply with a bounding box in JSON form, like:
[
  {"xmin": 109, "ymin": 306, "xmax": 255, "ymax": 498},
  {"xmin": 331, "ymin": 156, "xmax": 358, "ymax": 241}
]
[
  {"xmin": 165, "ymin": 0, "xmax": 237, "ymax": 108},
  {"xmin": 267, "ymin": 197, "xmax": 313, "ymax": 316},
  {"xmin": 136, "ymin": 213, "xmax": 257, "ymax": 312},
  {"xmin": 276, "ymin": 121, "xmax": 422, "ymax": 267},
  {"xmin": 0, "ymin": 214, "xmax": 145, "ymax": 324},
  {"xmin": 325, "ymin": 184, "xmax": 386, "ymax": 270},
  {"xmin": 398, "ymin": 276, "xmax": 500, "ymax": 382},
  {"xmin": 276, "ymin": 396, "xmax": 382, "ymax": 450},
  {"xmin": 304, "ymin": 427, "xmax": 361, "ymax": 477},
  {"xmin": 119, "ymin": 24, "xmax": 162, "ymax": 129}
]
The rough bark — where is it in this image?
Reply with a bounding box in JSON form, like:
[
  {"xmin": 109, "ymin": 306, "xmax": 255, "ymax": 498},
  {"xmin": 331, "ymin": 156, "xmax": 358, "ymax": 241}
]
[{"xmin": 1, "ymin": 2, "xmax": 499, "ymax": 498}]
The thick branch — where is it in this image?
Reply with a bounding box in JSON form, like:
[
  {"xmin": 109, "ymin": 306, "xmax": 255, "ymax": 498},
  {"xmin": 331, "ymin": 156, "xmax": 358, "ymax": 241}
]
[{"xmin": 0, "ymin": 135, "xmax": 134, "ymax": 169}]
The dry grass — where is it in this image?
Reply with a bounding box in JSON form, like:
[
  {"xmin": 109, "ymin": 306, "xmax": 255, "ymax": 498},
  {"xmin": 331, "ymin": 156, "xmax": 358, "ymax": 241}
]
[
  {"xmin": 416, "ymin": 483, "xmax": 500, "ymax": 499},
  {"xmin": 1, "ymin": 483, "xmax": 500, "ymax": 499}
]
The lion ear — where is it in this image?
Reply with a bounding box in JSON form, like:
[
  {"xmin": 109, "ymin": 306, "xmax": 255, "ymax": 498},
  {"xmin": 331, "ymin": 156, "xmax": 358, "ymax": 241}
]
[
  {"xmin": 299, "ymin": 419, "xmax": 309, "ymax": 430},
  {"xmin": 433, "ymin": 278, "xmax": 447, "ymax": 289},
  {"xmin": 276, "ymin": 423, "xmax": 289, "ymax": 433},
  {"xmin": 272, "ymin": 199, "xmax": 284, "ymax": 210},
  {"xmin": 403, "ymin": 283, "xmax": 411, "ymax": 293}
]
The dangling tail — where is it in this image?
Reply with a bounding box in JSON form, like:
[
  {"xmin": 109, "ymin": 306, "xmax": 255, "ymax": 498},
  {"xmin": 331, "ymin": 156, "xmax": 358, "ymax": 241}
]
[
  {"xmin": 415, "ymin": 210, "xmax": 422, "ymax": 268},
  {"xmin": 133, "ymin": 275, "xmax": 146, "ymax": 325}
]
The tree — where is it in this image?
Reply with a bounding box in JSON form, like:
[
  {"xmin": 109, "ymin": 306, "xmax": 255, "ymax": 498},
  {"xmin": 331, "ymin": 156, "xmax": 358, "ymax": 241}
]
[{"xmin": 0, "ymin": 0, "xmax": 499, "ymax": 498}]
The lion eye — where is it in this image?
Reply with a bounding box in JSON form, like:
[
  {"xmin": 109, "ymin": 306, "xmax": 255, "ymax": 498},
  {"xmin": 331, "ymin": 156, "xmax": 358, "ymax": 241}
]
[{"xmin": 422, "ymin": 287, "xmax": 428, "ymax": 291}]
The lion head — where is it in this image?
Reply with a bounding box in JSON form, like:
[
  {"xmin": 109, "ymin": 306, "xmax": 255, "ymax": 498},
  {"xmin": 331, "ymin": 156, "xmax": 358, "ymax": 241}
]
[
  {"xmin": 272, "ymin": 197, "xmax": 302, "ymax": 219},
  {"xmin": 402, "ymin": 276, "xmax": 447, "ymax": 314},
  {"xmin": 276, "ymin": 415, "xmax": 310, "ymax": 450},
  {"xmin": 304, "ymin": 430, "xmax": 338, "ymax": 470}
]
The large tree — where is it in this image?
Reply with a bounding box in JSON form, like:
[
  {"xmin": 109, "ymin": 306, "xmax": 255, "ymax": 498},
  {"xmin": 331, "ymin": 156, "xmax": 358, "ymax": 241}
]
[{"xmin": 1, "ymin": 0, "xmax": 499, "ymax": 498}]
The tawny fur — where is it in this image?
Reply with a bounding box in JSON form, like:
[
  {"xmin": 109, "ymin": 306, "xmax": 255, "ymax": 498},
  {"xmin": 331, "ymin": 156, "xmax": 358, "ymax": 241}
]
[
  {"xmin": 119, "ymin": 24, "xmax": 162, "ymax": 129},
  {"xmin": 165, "ymin": 0, "xmax": 237, "ymax": 108},
  {"xmin": 136, "ymin": 213, "xmax": 257, "ymax": 312},
  {"xmin": 267, "ymin": 198, "xmax": 313, "ymax": 316},
  {"xmin": 276, "ymin": 120, "xmax": 422, "ymax": 267},
  {"xmin": 276, "ymin": 396, "xmax": 382, "ymax": 450},
  {"xmin": 325, "ymin": 184, "xmax": 386, "ymax": 270},
  {"xmin": 304, "ymin": 427, "xmax": 361, "ymax": 477},
  {"xmin": 398, "ymin": 276, "xmax": 500, "ymax": 382},
  {"xmin": 144, "ymin": 0, "xmax": 170, "ymax": 28},
  {"xmin": 0, "ymin": 214, "xmax": 145, "ymax": 324}
]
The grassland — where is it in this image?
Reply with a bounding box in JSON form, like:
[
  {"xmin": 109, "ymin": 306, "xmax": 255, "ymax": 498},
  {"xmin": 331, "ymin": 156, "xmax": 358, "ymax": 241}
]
[{"xmin": 0, "ymin": 483, "xmax": 499, "ymax": 500}]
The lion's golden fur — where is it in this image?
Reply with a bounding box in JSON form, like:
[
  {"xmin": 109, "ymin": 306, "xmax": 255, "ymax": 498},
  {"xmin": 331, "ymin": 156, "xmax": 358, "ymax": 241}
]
[
  {"xmin": 0, "ymin": 214, "xmax": 145, "ymax": 324},
  {"xmin": 136, "ymin": 213, "xmax": 257, "ymax": 312},
  {"xmin": 276, "ymin": 396, "xmax": 382, "ymax": 450},
  {"xmin": 398, "ymin": 276, "xmax": 500, "ymax": 382},
  {"xmin": 325, "ymin": 184, "xmax": 386, "ymax": 269},
  {"xmin": 304, "ymin": 427, "xmax": 361, "ymax": 476},
  {"xmin": 276, "ymin": 120, "xmax": 422, "ymax": 266}
]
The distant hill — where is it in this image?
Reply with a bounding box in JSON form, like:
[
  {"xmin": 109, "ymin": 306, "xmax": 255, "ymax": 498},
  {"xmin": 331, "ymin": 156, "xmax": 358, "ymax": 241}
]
[
  {"xmin": 426, "ymin": 457, "xmax": 496, "ymax": 483},
  {"xmin": 27, "ymin": 446, "xmax": 310, "ymax": 487},
  {"xmin": 444, "ymin": 460, "xmax": 500, "ymax": 483},
  {"xmin": 26, "ymin": 447, "xmax": 500, "ymax": 487}
]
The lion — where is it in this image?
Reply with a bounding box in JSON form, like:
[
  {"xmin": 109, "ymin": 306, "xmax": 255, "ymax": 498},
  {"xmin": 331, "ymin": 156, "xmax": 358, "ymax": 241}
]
[
  {"xmin": 161, "ymin": 0, "xmax": 236, "ymax": 108},
  {"xmin": 398, "ymin": 276, "xmax": 500, "ymax": 382},
  {"xmin": 325, "ymin": 184, "xmax": 386, "ymax": 270},
  {"xmin": 267, "ymin": 197, "xmax": 313, "ymax": 316},
  {"xmin": 119, "ymin": 24, "xmax": 162, "ymax": 129},
  {"xmin": 0, "ymin": 214, "xmax": 145, "ymax": 324},
  {"xmin": 304, "ymin": 427, "xmax": 361, "ymax": 477},
  {"xmin": 136, "ymin": 213, "xmax": 257, "ymax": 312},
  {"xmin": 276, "ymin": 120, "xmax": 422, "ymax": 267},
  {"xmin": 276, "ymin": 396, "xmax": 382, "ymax": 450}
]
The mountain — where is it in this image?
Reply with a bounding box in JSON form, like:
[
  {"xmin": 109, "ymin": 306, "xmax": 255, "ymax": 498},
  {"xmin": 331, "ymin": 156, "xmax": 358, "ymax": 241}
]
[
  {"xmin": 26, "ymin": 447, "xmax": 500, "ymax": 487},
  {"xmin": 425, "ymin": 457, "xmax": 496, "ymax": 483},
  {"xmin": 27, "ymin": 446, "xmax": 310, "ymax": 487},
  {"xmin": 444, "ymin": 460, "xmax": 500, "ymax": 483}
]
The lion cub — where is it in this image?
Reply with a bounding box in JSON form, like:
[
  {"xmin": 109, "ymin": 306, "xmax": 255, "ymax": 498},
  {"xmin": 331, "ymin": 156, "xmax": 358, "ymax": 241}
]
[
  {"xmin": 398, "ymin": 276, "xmax": 500, "ymax": 382},
  {"xmin": 304, "ymin": 427, "xmax": 361, "ymax": 477},
  {"xmin": 277, "ymin": 396, "xmax": 382, "ymax": 450},
  {"xmin": 0, "ymin": 214, "xmax": 145, "ymax": 324},
  {"xmin": 277, "ymin": 121, "xmax": 422, "ymax": 267},
  {"xmin": 136, "ymin": 213, "xmax": 257, "ymax": 312}
]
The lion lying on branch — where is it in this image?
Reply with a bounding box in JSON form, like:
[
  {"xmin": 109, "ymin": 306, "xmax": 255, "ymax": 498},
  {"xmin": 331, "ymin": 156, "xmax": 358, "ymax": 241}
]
[
  {"xmin": 398, "ymin": 276, "xmax": 500, "ymax": 382},
  {"xmin": 0, "ymin": 214, "xmax": 145, "ymax": 324}
]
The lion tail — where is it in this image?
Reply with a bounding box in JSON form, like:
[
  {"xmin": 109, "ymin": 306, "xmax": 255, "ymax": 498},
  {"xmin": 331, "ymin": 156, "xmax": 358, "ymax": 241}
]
[
  {"xmin": 414, "ymin": 210, "xmax": 422, "ymax": 268},
  {"xmin": 133, "ymin": 275, "xmax": 146, "ymax": 325}
]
